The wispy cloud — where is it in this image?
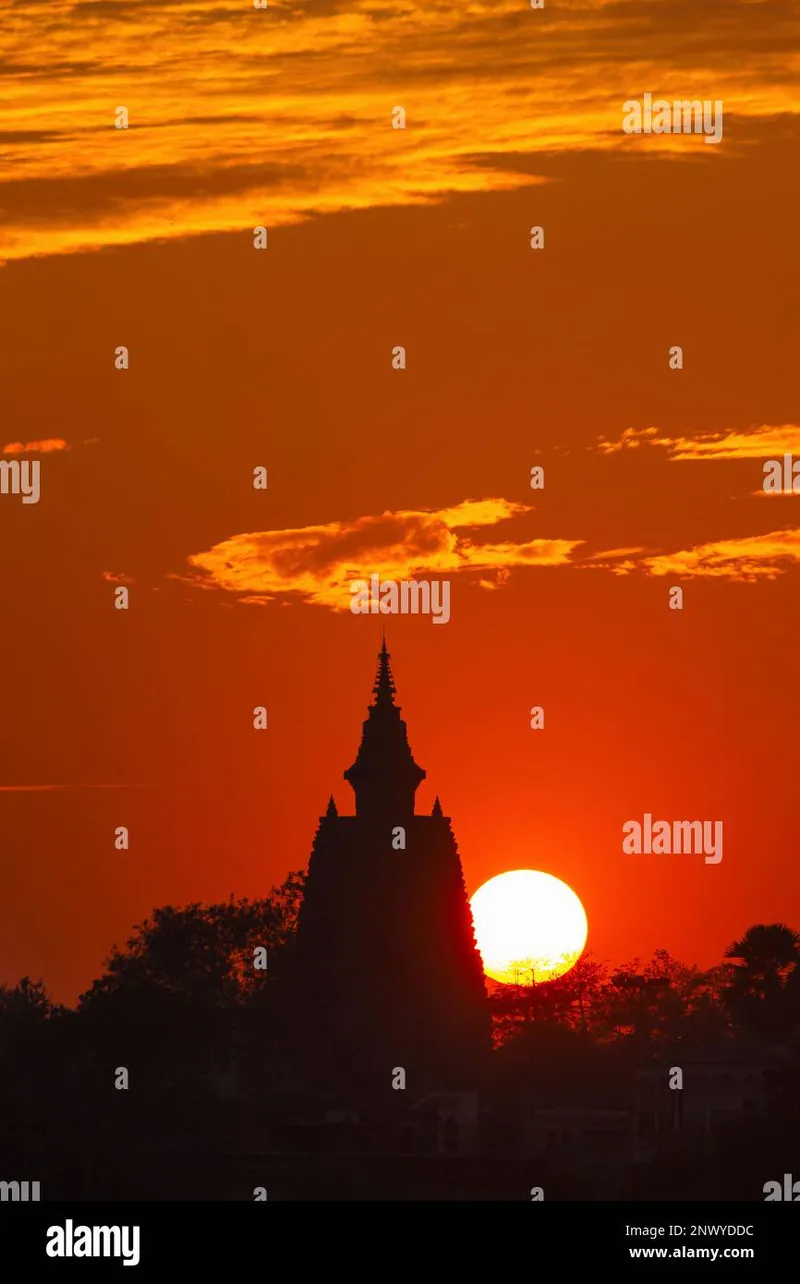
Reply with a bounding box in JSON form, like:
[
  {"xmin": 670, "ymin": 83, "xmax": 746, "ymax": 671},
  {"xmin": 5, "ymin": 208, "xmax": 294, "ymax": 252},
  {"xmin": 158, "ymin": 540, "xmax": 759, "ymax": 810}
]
[
  {"xmin": 596, "ymin": 423, "xmax": 800, "ymax": 460},
  {"xmin": 581, "ymin": 546, "xmax": 652, "ymax": 576},
  {"xmin": 183, "ymin": 498, "xmax": 584, "ymax": 609},
  {"xmin": 638, "ymin": 528, "xmax": 800, "ymax": 581},
  {"xmin": 182, "ymin": 491, "xmax": 800, "ymax": 604},
  {"xmin": 2, "ymin": 0, "xmax": 796, "ymax": 259},
  {"xmin": 1, "ymin": 438, "xmax": 70, "ymax": 454},
  {"xmin": 101, "ymin": 571, "xmax": 135, "ymax": 585}
]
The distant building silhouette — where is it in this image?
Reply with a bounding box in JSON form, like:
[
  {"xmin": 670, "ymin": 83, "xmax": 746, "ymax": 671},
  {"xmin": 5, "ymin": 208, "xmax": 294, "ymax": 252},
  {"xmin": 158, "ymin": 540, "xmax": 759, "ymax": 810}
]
[{"xmin": 281, "ymin": 641, "xmax": 490, "ymax": 1101}]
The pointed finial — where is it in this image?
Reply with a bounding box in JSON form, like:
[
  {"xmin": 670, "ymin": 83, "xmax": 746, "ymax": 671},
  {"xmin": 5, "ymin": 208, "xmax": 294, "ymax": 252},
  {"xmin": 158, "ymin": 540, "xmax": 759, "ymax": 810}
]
[
  {"xmin": 325, "ymin": 795, "xmax": 338, "ymax": 818},
  {"xmin": 372, "ymin": 638, "xmax": 397, "ymax": 707},
  {"xmin": 432, "ymin": 796, "xmax": 443, "ymax": 818}
]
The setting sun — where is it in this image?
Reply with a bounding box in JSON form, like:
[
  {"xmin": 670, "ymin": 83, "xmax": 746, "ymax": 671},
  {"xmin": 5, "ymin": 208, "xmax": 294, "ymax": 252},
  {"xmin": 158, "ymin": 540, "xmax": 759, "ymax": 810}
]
[{"xmin": 470, "ymin": 870, "xmax": 588, "ymax": 985}]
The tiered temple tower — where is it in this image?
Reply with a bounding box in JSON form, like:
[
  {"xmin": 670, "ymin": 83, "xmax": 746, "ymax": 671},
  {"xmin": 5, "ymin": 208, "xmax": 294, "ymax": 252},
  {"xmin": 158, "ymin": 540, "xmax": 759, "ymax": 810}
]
[{"xmin": 283, "ymin": 641, "xmax": 490, "ymax": 1099}]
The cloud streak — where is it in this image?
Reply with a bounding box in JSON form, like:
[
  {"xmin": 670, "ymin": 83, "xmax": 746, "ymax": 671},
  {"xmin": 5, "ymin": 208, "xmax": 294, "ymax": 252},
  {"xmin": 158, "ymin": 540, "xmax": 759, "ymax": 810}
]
[
  {"xmin": 2, "ymin": 0, "xmax": 797, "ymax": 259},
  {"xmin": 1, "ymin": 438, "xmax": 70, "ymax": 454},
  {"xmin": 183, "ymin": 491, "xmax": 800, "ymax": 603},
  {"xmin": 597, "ymin": 424, "xmax": 800, "ymax": 460},
  {"xmin": 639, "ymin": 528, "xmax": 800, "ymax": 582},
  {"xmin": 183, "ymin": 484, "xmax": 800, "ymax": 612},
  {"xmin": 184, "ymin": 498, "xmax": 584, "ymax": 609}
]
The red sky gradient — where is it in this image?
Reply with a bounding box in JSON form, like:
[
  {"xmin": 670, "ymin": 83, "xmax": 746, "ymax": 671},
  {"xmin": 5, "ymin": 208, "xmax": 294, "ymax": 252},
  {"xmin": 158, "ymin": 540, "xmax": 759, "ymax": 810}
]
[{"xmin": 0, "ymin": 0, "xmax": 798, "ymax": 1004}]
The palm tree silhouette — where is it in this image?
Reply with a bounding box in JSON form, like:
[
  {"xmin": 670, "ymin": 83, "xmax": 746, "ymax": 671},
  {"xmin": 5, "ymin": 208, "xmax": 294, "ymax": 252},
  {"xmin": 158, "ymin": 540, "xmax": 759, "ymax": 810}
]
[{"xmin": 724, "ymin": 923, "xmax": 800, "ymax": 1042}]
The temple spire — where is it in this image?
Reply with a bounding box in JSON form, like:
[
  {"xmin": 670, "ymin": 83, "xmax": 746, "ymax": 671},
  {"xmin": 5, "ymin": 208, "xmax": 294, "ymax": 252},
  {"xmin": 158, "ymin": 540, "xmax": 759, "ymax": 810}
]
[
  {"xmin": 344, "ymin": 643, "xmax": 425, "ymax": 818},
  {"xmin": 373, "ymin": 637, "xmax": 397, "ymax": 708}
]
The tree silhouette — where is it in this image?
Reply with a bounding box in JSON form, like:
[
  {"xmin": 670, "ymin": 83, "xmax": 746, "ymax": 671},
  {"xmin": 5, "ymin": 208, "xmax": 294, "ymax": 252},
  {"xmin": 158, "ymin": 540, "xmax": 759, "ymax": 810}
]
[
  {"xmin": 0, "ymin": 975, "xmax": 53, "ymax": 1027},
  {"xmin": 596, "ymin": 950, "xmax": 729, "ymax": 1048},
  {"xmin": 76, "ymin": 872, "xmax": 305, "ymax": 1086},
  {"xmin": 490, "ymin": 954, "xmax": 609, "ymax": 1047},
  {"xmin": 4, "ymin": 907, "xmax": 800, "ymax": 1199},
  {"xmin": 723, "ymin": 922, "xmax": 800, "ymax": 1042},
  {"xmin": 0, "ymin": 975, "xmax": 65, "ymax": 1071},
  {"xmin": 81, "ymin": 870, "xmax": 304, "ymax": 1003},
  {"xmin": 491, "ymin": 949, "xmax": 730, "ymax": 1053}
]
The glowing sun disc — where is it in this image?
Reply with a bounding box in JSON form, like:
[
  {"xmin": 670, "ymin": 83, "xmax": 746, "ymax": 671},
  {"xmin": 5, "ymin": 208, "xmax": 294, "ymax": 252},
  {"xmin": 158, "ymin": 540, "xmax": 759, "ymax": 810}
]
[{"xmin": 470, "ymin": 869, "xmax": 588, "ymax": 985}]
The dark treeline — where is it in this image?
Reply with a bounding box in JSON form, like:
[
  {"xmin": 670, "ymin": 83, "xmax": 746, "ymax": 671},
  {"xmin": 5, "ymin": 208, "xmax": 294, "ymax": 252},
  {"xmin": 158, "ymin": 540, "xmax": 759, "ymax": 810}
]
[
  {"xmin": 492, "ymin": 924, "xmax": 800, "ymax": 1049},
  {"xmin": 2, "ymin": 876, "xmax": 800, "ymax": 1199}
]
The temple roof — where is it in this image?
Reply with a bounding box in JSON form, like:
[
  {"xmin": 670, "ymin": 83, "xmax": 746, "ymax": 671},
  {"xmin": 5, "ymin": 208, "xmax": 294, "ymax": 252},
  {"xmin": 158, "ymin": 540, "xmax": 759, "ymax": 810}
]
[{"xmin": 344, "ymin": 640, "xmax": 426, "ymax": 816}]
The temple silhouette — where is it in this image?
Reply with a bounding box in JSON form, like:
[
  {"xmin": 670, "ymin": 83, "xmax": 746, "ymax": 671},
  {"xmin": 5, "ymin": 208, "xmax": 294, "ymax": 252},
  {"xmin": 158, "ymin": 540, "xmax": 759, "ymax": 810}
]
[{"xmin": 280, "ymin": 640, "xmax": 490, "ymax": 1105}]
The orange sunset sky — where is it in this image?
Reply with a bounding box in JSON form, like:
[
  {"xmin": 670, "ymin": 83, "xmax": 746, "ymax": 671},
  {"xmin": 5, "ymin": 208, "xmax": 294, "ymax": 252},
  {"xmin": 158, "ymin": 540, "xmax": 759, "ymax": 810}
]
[{"xmin": 0, "ymin": 0, "xmax": 798, "ymax": 1004}]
